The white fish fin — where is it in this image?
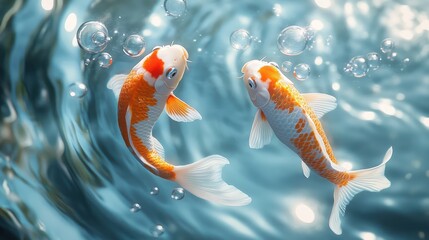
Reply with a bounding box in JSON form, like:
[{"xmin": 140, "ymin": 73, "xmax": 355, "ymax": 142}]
[
  {"xmin": 249, "ymin": 109, "xmax": 273, "ymax": 149},
  {"xmin": 302, "ymin": 161, "xmax": 310, "ymax": 178},
  {"xmin": 329, "ymin": 147, "xmax": 393, "ymax": 235},
  {"xmin": 174, "ymin": 155, "xmax": 252, "ymax": 206},
  {"xmin": 151, "ymin": 136, "xmax": 165, "ymax": 159},
  {"xmin": 302, "ymin": 93, "xmax": 337, "ymax": 118},
  {"xmin": 166, "ymin": 93, "xmax": 202, "ymax": 122},
  {"xmin": 107, "ymin": 74, "xmax": 128, "ymax": 99}
]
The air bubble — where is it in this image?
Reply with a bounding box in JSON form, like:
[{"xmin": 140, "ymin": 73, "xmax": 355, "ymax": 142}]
[
  {"xmin": 151, "ymin": 225, "xmax": 165, "ymax": 238},
  {"xmin": 164, "ymin": 0, "xmax": 187, "ymax": 18},
  {"xmin": 171, "ymin": 187, "xmax": 185, "ymax": 200},
  {"xmin": 347, "ymin": 56, "xmax": 368, "ymax": 78},
  {"xmin": 130, "ymin": 203, "xmax": 142, "ymax": 213},
  {"xmin": 150, "ymin": 187, "xmax": 159, "ymax": 195},
  {"xmin": 380, "ymin": 38, "xmax": 395, "ymax": 53},
  {"xmin": 277, "ymin": 26, "xmax": 308, "ymax": 56},
  {"xmin": 123, "ymin": 34, "xmax": 146, "ymax": 57},
  {"xmin": 76, "ymin": 21, "xmax": 109, "ymax": 53},
  {"xmin": 366, "ymin": 52, "xmax": 381, "ymax": 71},
  {"xmin": 281, "ymin": 61, "xmax": 293, "ymax": 73},
  {"xmin": 68, "ymin": 83, "xmax": 87, "ymax": 98},
  {"xmin": 293, "ymin": 63, "xmax": 311, "ymax": 80},
  {"xmin": 400, "ymin": 58, "xmax": 410, "ymax": 71},
  {"xmin": 230, "ymin": 29, "xmax": 251, "ymax": 50},
  {"xmin": 386, "ymin": 51, "xmax": 398, "ymax": 62},
  {"xmin": 97, "ymin": 52, "xmax": 112, "ymax": 68}
]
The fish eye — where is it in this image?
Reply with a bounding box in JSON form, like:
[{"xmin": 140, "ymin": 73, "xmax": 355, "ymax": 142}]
[
  {"xmin": 248, "ymin": 78, "xmax": 257, "ymax": 89},
  {"xmin": 166, "ymin": 67, "xmax": 178, "ymax": 79},
  {"xmin": 152, "ymin": 46, "xmax": 161, "ymax": 51},
  {"xmin": 269, "ymin": 62, "xmax": 279, "ymax": 69}
]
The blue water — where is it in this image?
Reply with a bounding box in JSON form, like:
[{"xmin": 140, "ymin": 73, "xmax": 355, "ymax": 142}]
[{"xmin": 1, "ymin": 0, "xmax": 429, "ymax": 239}]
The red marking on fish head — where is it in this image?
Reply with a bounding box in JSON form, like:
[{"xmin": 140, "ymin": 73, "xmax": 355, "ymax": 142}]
[{"xmin": 143, "ymin": 49, "xmax": 164, "ymax": 79}]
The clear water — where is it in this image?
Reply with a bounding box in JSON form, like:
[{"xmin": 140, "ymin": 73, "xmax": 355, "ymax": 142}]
[{"xmin": 1, "ymin": 0, "xmax": 429, "ymax": 239}]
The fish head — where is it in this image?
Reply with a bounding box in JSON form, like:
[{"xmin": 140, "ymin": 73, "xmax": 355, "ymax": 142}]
[
  {"xmin": 241, "ymin": 60, "xmax": 279, "ymax": 108},
  {"xmin": 143, "ymin": 44, "xmax": 189, "ymax": 95}
]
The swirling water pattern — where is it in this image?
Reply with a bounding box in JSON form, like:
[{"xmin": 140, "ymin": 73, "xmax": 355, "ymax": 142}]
[{"xmin": 1, "ymin": 0, "xmax": 429, "ymax": 239}]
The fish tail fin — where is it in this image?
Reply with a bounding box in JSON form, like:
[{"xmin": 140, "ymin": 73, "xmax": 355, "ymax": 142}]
[
  {"xmin": 174, "ymin": 155, "xmax": 252, "ymax": 206},
  {"xmin": 329, "ymin": 147, "xmax": 393, "ymax": 235}
]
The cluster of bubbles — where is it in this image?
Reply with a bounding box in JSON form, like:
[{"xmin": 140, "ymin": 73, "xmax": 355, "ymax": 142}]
[
  {"xmin": 344, "ymin": 38, "xmax": 410, "ymax": 78},
  {"xmin": 76, "ymin": 22, "xmax": 147, "ymax": 66},
  {"xmin": 74, "ymin": 21, "xmax": 147, "ymax": 98},
  {"xmin": 163, "ymin": 0, "xmax": 187, "ymax": 18},
  {"xmin": 171, "ymin": 187, "xmax": 185, "ymax": 200},
  {"xmin": 277, "ymin": 26, "xmax": 314, "ymax": 56},
  {"xmin": 279, "ymin": 61, "xmax": 311, "ymax": 81}
]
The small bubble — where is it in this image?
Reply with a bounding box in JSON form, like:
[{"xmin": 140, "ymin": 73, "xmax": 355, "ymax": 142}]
[
  {"xmin": 150, "ymin": 187, "xmax": 159, "ymax": 195},
  {"xmin": 405, "ymin": 173, "xmax": 412, "ymax": 180},
  {"xmin": 325, "ymin": 35, "xmax": 333, "ymax": 46},
  {"xmin": 400, "ymin": 58, "xmax": 410, "ymax": 71},
  {"xmin": 151, "ymin": 224, "xmax": 165, "ymax": 238},
  {"xmin": 130, "ymin": 203, "xmax": 142, "ymax": 212},
  {"xmin": 97, "ymin": 52, "xmax": 112, "ymax": 68},
  {"xmin": 348, "ymin": 56, "xmax": 368, "ymax": 78},
  {"xmin": 304, "ymin": 26, "xmax": 315, "ymax": 41},
  {"xmin": 123, "ymin": 34, "xmax": 146, "ymax": 57},
  {"xmin": 91, "ymin": 31, "xmax": 107, "ymax": 46},
  {"xmin": 164, "ymin": 0, "xmax": 187, "ymax": 18},
  {"xmin": 171, "ymin": 187, "xmax": 185, "ymax": 200},
  {"xmin": 380, "ymin": 38, "xmax": 395, "ymax": 53},
  {"xmin": 293, "ymin": 63, "xmax": 311, "ymax": 80},
  {"xmin": 76, "ymin": 21, "xmax": 109, "ymax": 53},
  {"xmin": 366, "ymin": 52, "xmax": 381, "ymax": 71},
  {"xmin": 281, "ymin": 61, "xmax": 293, "ymax": 73},
  {"xmin": 68, "ymin": 83, "xmax": 87, "ymax": 98},
  {"xmin": 277, "ymin": 26, "xmax": 308, "ymax": 56},
  {"xmin": 84, "ymin": 58, "xmax": 92, "ymax": 66},
  {"xmin": 418, "ymin": 231, "xmax": 425, "ymax": 239},
  {"xmin": 230, "ymin": 29, "xmax": 251, "ymax": 50},
  {"xmin": 386, "ymin": 51, "xmax": 398, "ymax": 62}
]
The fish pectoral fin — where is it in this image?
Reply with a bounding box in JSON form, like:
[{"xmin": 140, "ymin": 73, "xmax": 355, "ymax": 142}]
[
  {"xmin": 301, "ymin": 161, "xmax": 310, "ymax": 178},
  {"xmin": 107, "ymin": 74, "xmax": 128, "ymax": 99},
  {"xmin": 249, "ymin": 109, "xmax": 273, "ymax": 149},
  {"xmin": 151, "ymin": 136, "xmax": 165, "ymax": 158},
  {"xmin": 302, "ymin": 93, "xmax": 337, "ymax": 118},
  {"xmin": 165, "ymin": 93, "xmax": 202, "ymax": 122}
]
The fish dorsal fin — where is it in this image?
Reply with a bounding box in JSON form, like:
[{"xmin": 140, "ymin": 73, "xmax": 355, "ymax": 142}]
[
  {"xmin": 151, "ymin": 136, "xmax": 165, "ymax": 159},
  {"xmin": 302, "ymin": 93, "xmax": 337, "ymax": 118},
  {"xmin": 107, "ymin": 74, "xmax": 128, "ymax": 99},
  {"xmin": 302, "ymin": 161, "xmax": 311, "ymax": 178},
  {"xmin": 249, "ymin": 109, "xmax": 273, "ymax": 149},
  {"xmin": 166, "ymin": 93, "xmax": 202, "ymax": 122}
]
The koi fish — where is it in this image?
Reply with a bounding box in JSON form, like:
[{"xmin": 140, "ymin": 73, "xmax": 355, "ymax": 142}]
[
  {"xmin": 107, "ymin": 45, "xmax": 251, "ymax": 206},
  {"xmin": 240, "ymin": 60, "xmax": 392, "ymax": 234}
]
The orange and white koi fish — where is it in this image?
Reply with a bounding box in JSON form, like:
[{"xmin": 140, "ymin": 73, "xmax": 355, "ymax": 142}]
[
  {"xmin": 241, "ymin": 60, "xmax": 392, "ymax": 234},
  {"xmin": 107, "ymin": 45, "xmax": 251, "ymax": 206}
]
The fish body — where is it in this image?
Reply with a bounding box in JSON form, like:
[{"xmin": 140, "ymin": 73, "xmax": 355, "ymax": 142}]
[
  {"xmin": 241, "ymin": 60, "xmax": 392, "ymax": 234},
  {"xmin": 107, "ymin": 45, "xmax": 251, "ymax": 206}
]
